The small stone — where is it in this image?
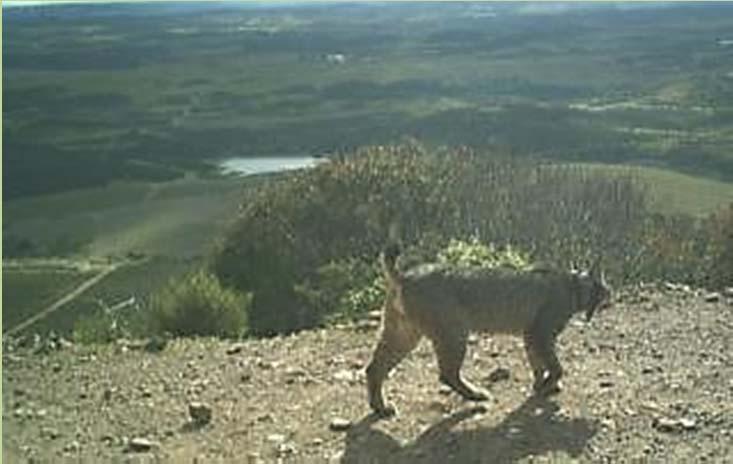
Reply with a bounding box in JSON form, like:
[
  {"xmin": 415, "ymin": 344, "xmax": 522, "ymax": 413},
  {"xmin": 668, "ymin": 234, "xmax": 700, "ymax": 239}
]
[
  {"xmin": 599, "ymin": 380, "xmax": 614, "ymax": 388},
  {"xmin": 329, "ymin": 451, "xmax": 345, "ymax": 462},
  {"xmin": 127, "ymin": 437, "xmax": 157, "ymax": 453},
  {"xmin": 257, "ymin": 359, "xmax": 274, "ymax": 369},
  {"xmin": 266, "ymin": 433, "xmax": 286, "ymax": 444},
  {"xmin": 226, "ymin": 344, "xmax": 245, "ymax": 355},
  {"xmin": 704, "ymin": 292, "xmax": 721, "ymax": 303},
  {"xmin": 664, "ymin": 282, "xmax": 679, "ymax": 292},
  {"xmin": 63, "ymin": 440, "xmax": 80, "ymax": 453},
  {"xmin": 333, "ymin": 369, "xmax": 356, "ymax": 383},
  {"xmin": 188, "ymin": 402, "xmax": 213, "ymax": 425},
  {"xmin": 368, "ymin": 310, "xmax": 381, "ymax": 321},
  {"xmin": 276, "ymin": 442, "xmax": 297, "ymax": 456},
  {"xmin": 257, "ymin": 413, "xmax": 274, "ymax": 423},
  {"xmin": 723, "ymin": 287, "xmax": 733, "ymax": 298},
  {"xmin": 438, "ymin": 385, "xmax": 453, "ymax": 395},
  {"xmin": 679, "ymin": 417, "xmax": 697, "ymax": 430},
  {"xmin": 41, "ymin": 427, "xmax": 60, "ymax": 440},
  {"xmin": 329, "ymin": 418, "xmax": 351, "ymax": 432},
  {"xmin": 354, "ymin": 320, "xmax": 378, "ymax": 332},
  {"xmin": 284, "ymin": 367, "xmax": 307, "ymax": 378},
  {"xmin": 144, "ymin": 336, "xmax": 168, "ymax": 353},
  {"xmin": 486, "ymin": 367, "xmax": 511, "ymax": 384},
  {"xmin": 653, "ymin": 417, "xmax": 696, "ymax": 434},
  {"xmin": 57, "ymin": 337, "xmax": 73, "ymax": 350},
  {"xmin": 52, "ymin": 363, "xmax": 62, "ymax": 373}
]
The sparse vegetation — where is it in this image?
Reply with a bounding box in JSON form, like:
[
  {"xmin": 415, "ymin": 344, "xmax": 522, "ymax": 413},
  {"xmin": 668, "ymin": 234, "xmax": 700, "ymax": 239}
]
[
  {"xmin": 210, "ymin": 144, "xmax": 731, "ymax": 337},
  {"xmin": 436, "ymin": 237, "xmax": 531, "ymax": 270},
  {"xmin": 3, "ymin": 3, "xmax": 733, "ymax": 462},
  {"xmin": 147, "ymin": 271, "xmax": 250, "ymax": 338}
]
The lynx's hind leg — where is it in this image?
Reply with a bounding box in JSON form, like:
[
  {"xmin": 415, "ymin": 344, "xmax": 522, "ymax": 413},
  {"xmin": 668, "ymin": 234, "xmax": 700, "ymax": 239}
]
[
  {"xmin": 432, "ymin": 329, "xmax": 488, "ymax": 402},
  {"xmin": 366, "ymin": 307, "xmax": 421, "ymax": 417}
]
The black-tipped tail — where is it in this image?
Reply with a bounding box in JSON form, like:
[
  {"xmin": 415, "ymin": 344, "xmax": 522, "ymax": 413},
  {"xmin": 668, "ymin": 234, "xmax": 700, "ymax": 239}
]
[{"xmin": 381, "ymin": 243, "xmax": 402, "ymax": 285}]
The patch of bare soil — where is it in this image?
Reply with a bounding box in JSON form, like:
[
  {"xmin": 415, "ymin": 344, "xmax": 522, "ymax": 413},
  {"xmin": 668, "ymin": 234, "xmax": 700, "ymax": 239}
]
[{"xmin": 3, "ymin": 285, "xmax": 733, "ymax": 463}]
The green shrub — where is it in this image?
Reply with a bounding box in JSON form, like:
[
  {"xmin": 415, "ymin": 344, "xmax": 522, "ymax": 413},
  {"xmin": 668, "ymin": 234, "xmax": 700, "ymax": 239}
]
[
  {"xmin": 211, "ymin": 143, "xmax": 653, "ymax": 335},
  {"xmin": 148, "ymin": 271, "xmax": 250, "ymax": 338},
  {"xmin": 437, "ymin": 237, "xmax": 531, "ymax": 270},
  {"xmin": 295, "ymin": 258, "xmax": 383, "ymax": 324},
  {"xmin": 72, "ymin": 309, "xmax": 130, "ymax": 344},
  {"xmin": 705, "ymin": 203, "xmax": 733, "ymax": 288}
]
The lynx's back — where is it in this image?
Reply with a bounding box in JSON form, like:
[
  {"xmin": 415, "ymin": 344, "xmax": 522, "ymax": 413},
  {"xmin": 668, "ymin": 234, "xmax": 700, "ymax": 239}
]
[{"xmin": 400, "ymin": 265, "xmax": 576, "ymax": 334}]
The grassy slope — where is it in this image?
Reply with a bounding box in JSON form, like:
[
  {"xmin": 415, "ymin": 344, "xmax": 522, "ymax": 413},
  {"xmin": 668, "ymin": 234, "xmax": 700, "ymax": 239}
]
[
  {"xmin": 576, "ymin": 163, "xmax": 733, "ymax": 217},
  {"xmin": 3, "ymin": 176, "xmax": 245, "ymax": 335},
  {"xmin": 2, "ymin": 269, "xmax": 95, "ymax": 330},
  {"xmin": 4, "ymin": 176, "xmax": 245, "ymax": 258}
]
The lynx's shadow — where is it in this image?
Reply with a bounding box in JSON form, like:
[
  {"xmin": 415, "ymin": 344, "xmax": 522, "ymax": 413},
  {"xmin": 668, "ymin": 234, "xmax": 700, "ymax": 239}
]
[{"xmin": 342, "ymin": 395, "xmax": 597, "ymax": 464}]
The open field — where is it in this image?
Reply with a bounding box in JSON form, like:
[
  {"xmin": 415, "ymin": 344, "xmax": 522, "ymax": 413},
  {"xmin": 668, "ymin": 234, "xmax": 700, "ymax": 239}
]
[
  {"xmin": 2, "ymin": 268, "xmax": 96, "ymax": 331},
  {"xmin": 3, "ymin": 175, "xmax": 245, "ymax": 336},
  {"xmin": 3, "ymin": 176, "xmax": 246, "ymax": 259},
  {"xmin": 3, "ymin": 256, "xmax": 199, "ymax": 337}
]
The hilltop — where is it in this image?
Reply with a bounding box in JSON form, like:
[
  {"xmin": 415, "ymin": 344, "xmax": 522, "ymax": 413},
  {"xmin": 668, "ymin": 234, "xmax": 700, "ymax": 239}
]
[{"xmin": 3, "ymin": 284, "xmax": 732, "ymax": 463}]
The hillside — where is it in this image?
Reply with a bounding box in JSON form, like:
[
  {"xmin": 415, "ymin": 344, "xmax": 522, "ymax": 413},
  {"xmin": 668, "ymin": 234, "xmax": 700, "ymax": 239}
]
[{"xmin": 3, "ymin": 284, "xmax": 732, "ymax": 463}]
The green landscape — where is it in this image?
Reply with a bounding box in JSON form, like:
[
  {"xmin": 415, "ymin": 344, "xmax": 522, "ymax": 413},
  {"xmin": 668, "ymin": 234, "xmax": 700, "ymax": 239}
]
[
  {"xmin": 5, "ymin": 3, "xmax": 733, "ymax": 463},
  {"xmin": 3, "ymin": 2, "xmax": 732, "ymax": 339}
]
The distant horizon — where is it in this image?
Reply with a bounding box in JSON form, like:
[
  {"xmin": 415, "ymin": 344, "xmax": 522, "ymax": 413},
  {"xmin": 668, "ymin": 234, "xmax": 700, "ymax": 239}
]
[
  {"xmin": 1, "ymin": 0, "xmax": 681, "ymax": 9},
  {"xmin": 2, "ymin": 0, "xmax": 335, "ymax": 8}
]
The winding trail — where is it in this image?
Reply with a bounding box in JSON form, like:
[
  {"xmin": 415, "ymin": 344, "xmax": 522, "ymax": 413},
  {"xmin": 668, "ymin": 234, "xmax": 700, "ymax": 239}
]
[{"xmin": 3, "ymin": 263, "xmax": 120, "ymax": 339}]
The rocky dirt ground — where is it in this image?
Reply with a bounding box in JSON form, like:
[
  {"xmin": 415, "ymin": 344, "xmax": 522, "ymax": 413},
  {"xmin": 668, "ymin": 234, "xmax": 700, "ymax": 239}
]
[{"xmin": 3, "ymin": 283, "xmax": 733, "ymax": 463}]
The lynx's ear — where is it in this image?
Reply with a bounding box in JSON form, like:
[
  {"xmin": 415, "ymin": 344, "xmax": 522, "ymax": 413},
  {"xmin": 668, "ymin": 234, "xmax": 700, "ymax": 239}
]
[{"xmin": 569, "ymin": 260, "xmax": 581, "ymax": 275}]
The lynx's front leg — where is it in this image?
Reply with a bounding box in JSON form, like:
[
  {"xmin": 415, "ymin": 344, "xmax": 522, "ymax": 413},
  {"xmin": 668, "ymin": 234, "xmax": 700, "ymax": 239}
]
[
  {"xmin": 531, "ymin": 333, "xmax": 563, "ymax": 397},
  {"xmin": 523, "ymin": 331, "xmax": 547, "ymax": 393}
]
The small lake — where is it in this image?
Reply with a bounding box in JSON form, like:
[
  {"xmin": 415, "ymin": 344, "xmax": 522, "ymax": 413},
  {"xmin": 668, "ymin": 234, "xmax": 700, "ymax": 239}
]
[{"xmin": 218, "ymin": 156, "xmax": 327, "ymax": 176}]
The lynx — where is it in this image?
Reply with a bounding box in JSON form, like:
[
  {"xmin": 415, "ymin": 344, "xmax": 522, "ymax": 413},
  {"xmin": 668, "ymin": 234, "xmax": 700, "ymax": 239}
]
[{"xmin": 366, "ymin": 244, "xmax": 612, "ymax": 417}]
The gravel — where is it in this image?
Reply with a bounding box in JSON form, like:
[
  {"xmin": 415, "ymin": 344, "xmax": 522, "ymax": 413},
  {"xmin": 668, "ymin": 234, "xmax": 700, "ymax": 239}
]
[{"xmin": 3, "ymin": 285, "xmax": 732, "ymax": 462}]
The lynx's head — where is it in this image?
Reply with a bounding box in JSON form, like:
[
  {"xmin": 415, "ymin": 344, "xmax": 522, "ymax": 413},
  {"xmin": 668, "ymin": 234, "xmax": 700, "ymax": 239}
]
[{"xmin": 577, "ymin": 261, "xmax": 612, "ymax": 322}]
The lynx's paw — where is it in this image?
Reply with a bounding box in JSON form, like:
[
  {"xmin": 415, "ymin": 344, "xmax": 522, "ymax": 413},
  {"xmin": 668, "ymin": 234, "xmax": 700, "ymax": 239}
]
[{"xmin": 371, "ymin": 404, "xmax": 397, "ymax": 419}]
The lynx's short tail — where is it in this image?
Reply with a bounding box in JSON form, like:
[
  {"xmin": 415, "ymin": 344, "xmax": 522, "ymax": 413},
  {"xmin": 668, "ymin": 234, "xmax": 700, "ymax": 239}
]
[{"xmin": 381, "ymin": 244, "xmax": 402, "ymax": 289}]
